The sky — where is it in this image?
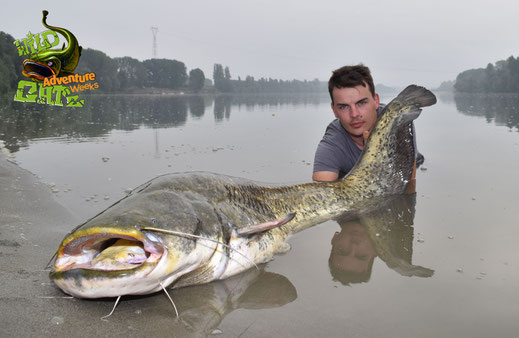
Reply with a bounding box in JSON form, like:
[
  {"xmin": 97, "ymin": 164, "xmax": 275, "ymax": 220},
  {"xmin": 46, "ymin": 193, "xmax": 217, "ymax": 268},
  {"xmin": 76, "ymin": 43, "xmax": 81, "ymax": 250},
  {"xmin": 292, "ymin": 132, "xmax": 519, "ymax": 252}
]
[{"xmin": 1, "ymin": 0, "xmax": 518, "ymax": 88}]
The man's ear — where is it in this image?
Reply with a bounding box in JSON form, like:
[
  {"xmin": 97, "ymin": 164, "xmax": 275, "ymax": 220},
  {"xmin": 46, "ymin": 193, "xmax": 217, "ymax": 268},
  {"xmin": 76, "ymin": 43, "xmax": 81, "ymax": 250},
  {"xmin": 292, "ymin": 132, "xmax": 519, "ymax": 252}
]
[{"xmin": 374, "ymin": 93, "xmax": 380, "ymax": 109}]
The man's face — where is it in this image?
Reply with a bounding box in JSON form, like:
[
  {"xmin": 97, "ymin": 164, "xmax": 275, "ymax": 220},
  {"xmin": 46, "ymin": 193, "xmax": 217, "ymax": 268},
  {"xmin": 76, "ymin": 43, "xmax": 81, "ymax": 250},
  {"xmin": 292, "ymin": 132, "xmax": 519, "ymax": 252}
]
[
  {"xmin": 330, "ymin": 222, "xmax": 377, "ymax": 273},
  {"xmin": 331, "ymin": 84, "xmax": 380, "ymax": 142}
]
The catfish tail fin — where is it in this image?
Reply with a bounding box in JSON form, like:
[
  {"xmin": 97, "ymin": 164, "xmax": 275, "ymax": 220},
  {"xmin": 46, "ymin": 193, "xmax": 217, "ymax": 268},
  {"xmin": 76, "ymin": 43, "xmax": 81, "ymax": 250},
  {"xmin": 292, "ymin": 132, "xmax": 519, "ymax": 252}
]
[
  {"xmin": 395, "ymin": 85, "xmax": 437, "ymax": 109},
  {"xmin": 340, "ymin": 85, "xmax": 436, "ymax": 198}
]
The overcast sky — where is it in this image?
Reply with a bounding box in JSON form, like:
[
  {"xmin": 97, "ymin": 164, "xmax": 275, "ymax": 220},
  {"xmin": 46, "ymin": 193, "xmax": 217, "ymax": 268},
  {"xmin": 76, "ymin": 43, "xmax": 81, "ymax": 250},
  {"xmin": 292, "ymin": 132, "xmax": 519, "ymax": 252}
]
[{"xmin": 2, "ymin": 0, "xmax": 517, "ymax": 88}]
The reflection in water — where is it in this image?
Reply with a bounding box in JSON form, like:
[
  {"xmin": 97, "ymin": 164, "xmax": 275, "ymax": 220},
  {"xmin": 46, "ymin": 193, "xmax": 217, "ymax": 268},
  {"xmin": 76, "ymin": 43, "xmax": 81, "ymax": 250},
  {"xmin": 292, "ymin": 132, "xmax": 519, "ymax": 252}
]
[
  {"xmin": 214, "ymin": 95, "xmax": 232, "ymax": 122},
  {"xmin": 0, "ymin": 95, "xmax": 188, "ymax": 152},
  {"xmin": 0, "ymin": 93, "xmax": 326, "ymax": 152},
  {"xmin": 188, "ymin": 96, "xmax": 206, "ymax": 119},
  {"xmin": 454, "ymin": 93, "xmax": 519, "ymax": 131},
  {"xmin": 169, "ymin": 267, "xmax": 296, "ymax": 335},
  {"xmin": 329, "ymin": 194, "xmax": 434, "ymax": 285}
]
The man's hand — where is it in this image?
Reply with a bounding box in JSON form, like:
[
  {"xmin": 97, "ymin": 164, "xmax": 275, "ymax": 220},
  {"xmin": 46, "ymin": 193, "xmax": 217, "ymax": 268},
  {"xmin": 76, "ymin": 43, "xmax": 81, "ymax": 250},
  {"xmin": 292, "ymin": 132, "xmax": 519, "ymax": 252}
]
[{"xmin": 363, "ymin": 130, "xmax": 370, "ymax": 146}]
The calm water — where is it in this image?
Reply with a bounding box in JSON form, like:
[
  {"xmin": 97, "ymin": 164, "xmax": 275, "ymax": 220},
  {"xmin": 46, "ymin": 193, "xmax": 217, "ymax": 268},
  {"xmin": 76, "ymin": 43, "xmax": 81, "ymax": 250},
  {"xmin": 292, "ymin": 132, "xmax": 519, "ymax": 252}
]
[{"xmin": 2, "ymin": 91, "xmax": 519, "ymax": 337}]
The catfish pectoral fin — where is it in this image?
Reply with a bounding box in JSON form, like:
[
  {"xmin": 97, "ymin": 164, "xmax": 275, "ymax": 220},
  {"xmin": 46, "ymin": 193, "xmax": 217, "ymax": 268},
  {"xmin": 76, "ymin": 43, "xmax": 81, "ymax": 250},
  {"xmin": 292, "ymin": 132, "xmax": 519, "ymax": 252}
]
[{"xmin": 237, "ymin": 212, "xmax": 296, "ymax": 236}]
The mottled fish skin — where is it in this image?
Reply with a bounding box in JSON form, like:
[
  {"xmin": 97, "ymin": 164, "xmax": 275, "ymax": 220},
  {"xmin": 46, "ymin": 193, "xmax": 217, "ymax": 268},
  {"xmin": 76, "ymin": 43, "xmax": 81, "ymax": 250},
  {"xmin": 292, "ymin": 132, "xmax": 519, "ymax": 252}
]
[{"xmin": 49, "ymin": 85, "xmax": 436, "ymax": 298}]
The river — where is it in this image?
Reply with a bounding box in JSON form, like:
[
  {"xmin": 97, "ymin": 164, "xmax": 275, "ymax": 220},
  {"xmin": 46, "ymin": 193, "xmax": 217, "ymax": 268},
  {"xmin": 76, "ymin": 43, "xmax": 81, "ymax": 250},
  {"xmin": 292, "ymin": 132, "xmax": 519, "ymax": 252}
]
[{"xmin": 1, "ymin": 90, "xmax": 518, "ymax": 337}]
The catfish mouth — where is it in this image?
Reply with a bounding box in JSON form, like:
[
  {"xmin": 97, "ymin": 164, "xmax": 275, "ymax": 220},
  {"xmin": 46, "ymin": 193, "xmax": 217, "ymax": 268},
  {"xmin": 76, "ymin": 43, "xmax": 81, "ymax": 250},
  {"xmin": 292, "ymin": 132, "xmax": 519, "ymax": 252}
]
[
  {"xmin": 52, "ymin": 230, "xmax": 165, "ymax": 274},
  {"xmin": 22, "ymin": 60, "xmax": 55, "ymax": 80}
]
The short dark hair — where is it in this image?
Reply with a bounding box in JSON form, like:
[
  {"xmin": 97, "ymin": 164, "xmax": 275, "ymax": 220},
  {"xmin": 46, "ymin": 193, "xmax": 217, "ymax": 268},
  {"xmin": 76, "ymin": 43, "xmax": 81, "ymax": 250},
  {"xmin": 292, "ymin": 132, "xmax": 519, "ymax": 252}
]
[
  {"xmin": 328, "ymin": 254, "xmax": 375, "ymax": 285},
  {"xmin": 328, "ymin": 64, "xmax": 375, "ymax": 102}
]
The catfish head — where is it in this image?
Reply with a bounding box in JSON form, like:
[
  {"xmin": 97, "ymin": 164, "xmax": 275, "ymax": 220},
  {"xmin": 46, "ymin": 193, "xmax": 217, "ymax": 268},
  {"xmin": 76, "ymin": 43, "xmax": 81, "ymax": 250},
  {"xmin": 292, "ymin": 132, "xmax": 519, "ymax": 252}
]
[{"xmin": 49, "ymin": 183, "xmax": 231, "ymax": 298}]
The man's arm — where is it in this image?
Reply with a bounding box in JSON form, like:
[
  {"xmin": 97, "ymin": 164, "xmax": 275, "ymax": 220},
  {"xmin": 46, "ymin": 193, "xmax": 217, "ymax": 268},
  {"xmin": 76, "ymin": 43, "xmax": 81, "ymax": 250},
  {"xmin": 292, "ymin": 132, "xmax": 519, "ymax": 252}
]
[
  {"xmin": 312, "ymin": 130, "xmax": 371, "ymax": 182},
  {"xmin": 312, "ymin": 171, "xmax": 339, "ymax": 182}
]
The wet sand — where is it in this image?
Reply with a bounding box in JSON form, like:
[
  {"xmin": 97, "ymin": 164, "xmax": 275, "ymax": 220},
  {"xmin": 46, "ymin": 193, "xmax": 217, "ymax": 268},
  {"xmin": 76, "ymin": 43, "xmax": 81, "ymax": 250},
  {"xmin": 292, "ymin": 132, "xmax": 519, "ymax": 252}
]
[{"xmin": 0, "ymin": 153, "xmax": 81, "ymax": 336}]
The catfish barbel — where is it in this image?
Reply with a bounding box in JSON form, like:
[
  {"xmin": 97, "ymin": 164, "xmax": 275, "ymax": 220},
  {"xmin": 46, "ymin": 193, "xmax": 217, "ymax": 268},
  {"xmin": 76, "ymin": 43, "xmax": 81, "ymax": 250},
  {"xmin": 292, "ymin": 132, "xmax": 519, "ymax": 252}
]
[{"xmin": 49, "ymin": 85, "xmax": 436, "ymax": 298}]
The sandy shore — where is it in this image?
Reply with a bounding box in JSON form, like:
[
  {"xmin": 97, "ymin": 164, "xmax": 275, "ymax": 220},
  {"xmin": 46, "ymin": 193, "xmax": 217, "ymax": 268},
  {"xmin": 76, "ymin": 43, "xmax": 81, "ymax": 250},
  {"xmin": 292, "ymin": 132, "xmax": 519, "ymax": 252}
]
[{"xmin": 0, "ymin": 153, "xmax": 81, "ymax": 335}]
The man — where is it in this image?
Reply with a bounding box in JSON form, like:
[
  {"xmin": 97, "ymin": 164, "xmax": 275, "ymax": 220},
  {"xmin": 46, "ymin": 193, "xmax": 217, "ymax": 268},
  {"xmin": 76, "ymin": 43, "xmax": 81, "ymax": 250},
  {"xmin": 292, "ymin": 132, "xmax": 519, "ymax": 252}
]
[
  {"xmin": 328, "ymin": 219, "xmax": 377, "ymax": 285},
  {"xmin": 313, "ymin": 64, "xmax": 422, "ymax": 188}
]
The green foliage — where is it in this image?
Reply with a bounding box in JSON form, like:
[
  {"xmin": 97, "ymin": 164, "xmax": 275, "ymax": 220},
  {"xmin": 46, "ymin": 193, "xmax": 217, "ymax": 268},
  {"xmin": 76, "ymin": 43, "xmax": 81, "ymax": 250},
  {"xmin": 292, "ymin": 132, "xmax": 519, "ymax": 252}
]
[
  {"xmin": 115, "ymin": 56, "xmax": 147, "ymax": 89},
  {"xmin": 0, "ymin": 32, "xmax": 24, "ymax": 94},
  {"xmin": 436, "ymin": 80, "xmax": 454, "ymax": 92},
  {"xmin": 213, "ymin": 63, "xmax": 232, "ymax": 92},
  {"xmin": 232, "ymin": 76, "xmax": 324, "ymax": 93},
  {"xmin": 455, "ymin": 56, "xmax": 519, "ymax": 93},
  {"xmin": 213, "ymin": 64, "xmax": 325, "ymax": 93},
  {"xmin": 142, "ymin": 58, "xmax": 187, "ymax": 89},
  {"xmin": 188, "ymin": 68, "xmax": 205, "ymax": 92},
  {"xmin": 74, "ymin": 50, "xmax": 188, "ymax": 91},
  {"xmin": 75, "ymin": 48, "xmax": 120, "ymax": 92},
  {"xmin": 1, "ymin": 29, "xmax": 325, "ymax": 95}
]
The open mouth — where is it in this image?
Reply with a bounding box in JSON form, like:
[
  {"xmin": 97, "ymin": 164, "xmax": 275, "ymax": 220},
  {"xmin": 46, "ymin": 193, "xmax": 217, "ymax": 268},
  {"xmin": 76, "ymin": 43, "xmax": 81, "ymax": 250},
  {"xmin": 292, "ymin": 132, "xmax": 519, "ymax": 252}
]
[
  {"xmin": 53, "ymin": 230, "xmax": 165, "ymax": 273},
  {"xmin": 22, "ymin": 60, "xmax": 55, "ymax": 80}
]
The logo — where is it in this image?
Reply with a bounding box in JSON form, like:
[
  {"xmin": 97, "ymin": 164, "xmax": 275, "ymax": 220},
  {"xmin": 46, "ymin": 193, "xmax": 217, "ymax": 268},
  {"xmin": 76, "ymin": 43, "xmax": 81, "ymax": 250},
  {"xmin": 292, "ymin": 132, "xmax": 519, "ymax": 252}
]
[{"xmin": 12, "ymin": 10, "xmax": 98, "ymax": 107}]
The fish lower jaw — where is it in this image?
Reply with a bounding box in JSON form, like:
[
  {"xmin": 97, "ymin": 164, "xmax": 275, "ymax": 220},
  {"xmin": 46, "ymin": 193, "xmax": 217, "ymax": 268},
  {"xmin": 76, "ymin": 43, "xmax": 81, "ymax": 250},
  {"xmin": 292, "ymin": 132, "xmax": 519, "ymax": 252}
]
[
  {"xmin": 51, "ymin": 250, "xmax": 180, "ymax": 298},
  {"xmin": 52, "ymin": 270, "xmax": 161, "ymax": 298}
]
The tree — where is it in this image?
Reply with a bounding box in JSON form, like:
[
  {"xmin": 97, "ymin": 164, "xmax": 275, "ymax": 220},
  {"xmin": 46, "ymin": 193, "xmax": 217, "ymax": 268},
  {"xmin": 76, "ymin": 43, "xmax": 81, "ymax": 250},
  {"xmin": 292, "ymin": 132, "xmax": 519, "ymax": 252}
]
[
  {"xmin": 454, "ymin": 56, "xmax": 519, "ymax": 93},
  {"xmin": 188, "ymin": 68, "xmax": 205, "ymax": 92},
  {"xmin": 213, "ymin": 64, "xmax": 232, "ymax": 92},
  {"xmin": 142, "ymin": 58, "xmax": 187, "ymax": 89},
  {"xmin": 224, "ymin": 66, "xmax": 231, "ymax": 80},
  {"xmin": 115, "ymin": 56, "xmax": 146, "ymax": 89},
  {"xmin": 213, "ymin": 63, "xmax": 225, "ymax": 91},
  {"xmin": 75, "ymin": 48, "xmax": 120, "ymax": 92},
  {"xmin": 0, "ymin": 31, "xmax": 24, "ymax": 94}
]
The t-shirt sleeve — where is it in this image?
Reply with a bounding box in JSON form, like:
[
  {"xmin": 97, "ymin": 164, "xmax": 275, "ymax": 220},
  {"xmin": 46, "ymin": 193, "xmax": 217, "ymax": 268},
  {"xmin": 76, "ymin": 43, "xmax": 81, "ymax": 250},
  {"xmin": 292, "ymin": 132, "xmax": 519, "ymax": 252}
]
[{"xmin": 313, "ymin": 139, "xmax": 340, "ymax": 173}]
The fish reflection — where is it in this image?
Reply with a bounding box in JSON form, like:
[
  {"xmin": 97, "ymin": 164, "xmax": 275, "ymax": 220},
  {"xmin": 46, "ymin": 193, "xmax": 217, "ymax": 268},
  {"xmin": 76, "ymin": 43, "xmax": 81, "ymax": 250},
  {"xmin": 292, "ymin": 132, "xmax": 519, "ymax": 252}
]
[
  {"xmin": 329, "ymin": 194, "xmax": 433, "ymax": 285},
  {"xmin": 170, "ymin": 267, "xmax": 296, "ymax": 335}
]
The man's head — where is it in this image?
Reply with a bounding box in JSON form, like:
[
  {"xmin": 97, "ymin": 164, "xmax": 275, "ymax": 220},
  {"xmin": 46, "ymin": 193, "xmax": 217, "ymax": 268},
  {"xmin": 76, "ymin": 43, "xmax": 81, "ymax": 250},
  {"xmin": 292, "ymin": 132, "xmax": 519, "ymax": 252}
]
[
  {"xmin": 328, "ymin": 64, "xmax": 376, "ymax": 101},
  {"xmin": 328, "ymin": 65, "xmax": 380, "ymax": 146},
  {"xmin": 328, "ymin": 220, "xmax": 377, "ymax": 285}
]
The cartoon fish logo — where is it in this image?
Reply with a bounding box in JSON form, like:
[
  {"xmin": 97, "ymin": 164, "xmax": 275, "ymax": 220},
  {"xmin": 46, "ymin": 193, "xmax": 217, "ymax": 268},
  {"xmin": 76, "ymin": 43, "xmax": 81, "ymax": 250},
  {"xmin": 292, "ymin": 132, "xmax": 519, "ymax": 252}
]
[{"xmin": 22, "ymin": 10, "xmax": 82, "ymax": 81}]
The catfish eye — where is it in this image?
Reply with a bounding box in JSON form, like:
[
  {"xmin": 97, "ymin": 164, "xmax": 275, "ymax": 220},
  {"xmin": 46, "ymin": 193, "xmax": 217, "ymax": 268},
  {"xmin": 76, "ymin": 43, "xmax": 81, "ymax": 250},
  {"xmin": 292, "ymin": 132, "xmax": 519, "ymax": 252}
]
[{"xmin": 47, "ymin": 61, "xmax": 53, "ymax": 66}]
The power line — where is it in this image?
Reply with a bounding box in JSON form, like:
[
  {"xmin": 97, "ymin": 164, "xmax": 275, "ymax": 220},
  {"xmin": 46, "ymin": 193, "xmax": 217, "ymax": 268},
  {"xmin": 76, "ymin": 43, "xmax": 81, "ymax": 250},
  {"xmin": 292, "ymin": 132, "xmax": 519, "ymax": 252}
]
[{"xmin": 151, "ymin": 26, "xmax": 158, "ymax": 59}]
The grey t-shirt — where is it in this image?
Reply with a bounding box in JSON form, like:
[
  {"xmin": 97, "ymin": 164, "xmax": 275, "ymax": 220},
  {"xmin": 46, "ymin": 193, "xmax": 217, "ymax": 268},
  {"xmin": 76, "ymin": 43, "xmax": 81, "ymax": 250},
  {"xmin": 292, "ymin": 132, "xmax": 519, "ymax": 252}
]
[{"xmin": 313, "ymin": 106, "xmax": 384, "ymax": 179}]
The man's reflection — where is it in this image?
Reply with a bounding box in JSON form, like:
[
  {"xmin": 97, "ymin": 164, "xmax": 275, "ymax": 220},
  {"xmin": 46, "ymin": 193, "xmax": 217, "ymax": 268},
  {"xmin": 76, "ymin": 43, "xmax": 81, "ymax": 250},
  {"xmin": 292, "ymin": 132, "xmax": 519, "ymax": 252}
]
[
  {"xmin": 329, "ymin": 221, "xmax": 376, "ymax": 284},
  {"xmin": 329, "ymin": 194, "xmax": 433, "ymax": 285}
]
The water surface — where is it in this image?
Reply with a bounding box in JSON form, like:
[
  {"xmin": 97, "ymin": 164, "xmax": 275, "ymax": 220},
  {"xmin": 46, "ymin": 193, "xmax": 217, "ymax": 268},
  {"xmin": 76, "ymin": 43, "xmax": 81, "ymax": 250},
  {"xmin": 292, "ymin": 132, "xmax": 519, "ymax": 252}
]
[{"xmin": 1, "ymin": 91, "xmax": 518, "ymax": 337}]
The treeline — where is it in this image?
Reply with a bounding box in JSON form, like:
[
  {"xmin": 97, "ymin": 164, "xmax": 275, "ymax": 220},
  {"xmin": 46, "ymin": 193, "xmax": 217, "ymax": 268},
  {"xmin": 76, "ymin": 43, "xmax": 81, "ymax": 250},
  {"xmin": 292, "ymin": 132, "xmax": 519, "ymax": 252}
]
[
  {"xmin": 232, "ymin": 75, "xmax": 324, "ymax": 93},
  {"xmin": 0, "ymin": 30, "xmax": 204, "ymax": 94},
  {"xmin": 212, "ymin": 63, "xmax": 325, "ymax": 93},
  {"xmin": 0, "ymin": 32, "xmax": 25, "ymax": 93},
  {"xmin": 0, "ymin": 30, "xmax": 326, "ymax": 95},
  {"xmin": 455, "ymin": 56, "xmax": 519, "ymax": 93},
  {"xmin": 74, "ymin": 49, "xmax": 202, "ymax": 93}
]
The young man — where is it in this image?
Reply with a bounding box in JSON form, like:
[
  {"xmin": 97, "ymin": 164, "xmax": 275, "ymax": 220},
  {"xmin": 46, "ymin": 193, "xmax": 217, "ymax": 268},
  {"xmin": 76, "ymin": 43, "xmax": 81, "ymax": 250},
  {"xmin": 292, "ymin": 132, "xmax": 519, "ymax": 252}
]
[{"xmin": 312, "ymin": 64, "xmax": 422, "ymax": 186}]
